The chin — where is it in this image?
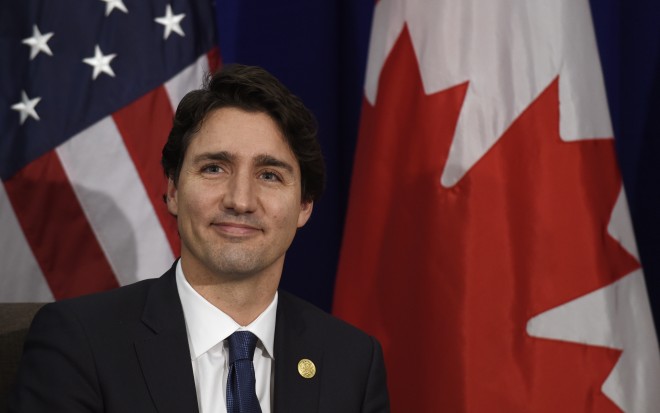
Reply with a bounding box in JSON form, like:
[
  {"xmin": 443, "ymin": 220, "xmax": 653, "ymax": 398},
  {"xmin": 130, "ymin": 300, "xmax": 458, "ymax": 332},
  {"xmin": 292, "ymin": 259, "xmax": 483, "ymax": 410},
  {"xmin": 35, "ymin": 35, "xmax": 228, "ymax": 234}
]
[{"xmin": 208, "ymin": 251, "xmax": 263, "ymax": 277}]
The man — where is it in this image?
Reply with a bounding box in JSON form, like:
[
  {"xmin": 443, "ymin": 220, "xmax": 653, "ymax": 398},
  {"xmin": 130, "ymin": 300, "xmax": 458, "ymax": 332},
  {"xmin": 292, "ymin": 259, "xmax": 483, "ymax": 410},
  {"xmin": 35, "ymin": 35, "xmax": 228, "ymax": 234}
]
[{"xmin": 11, "ymin": 64, "xmax": 390, "ymax": 412}]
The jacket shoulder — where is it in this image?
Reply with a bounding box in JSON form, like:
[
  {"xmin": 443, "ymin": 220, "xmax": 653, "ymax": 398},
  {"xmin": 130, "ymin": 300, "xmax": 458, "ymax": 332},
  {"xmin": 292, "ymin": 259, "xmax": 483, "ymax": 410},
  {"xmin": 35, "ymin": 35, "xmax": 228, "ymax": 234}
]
[
  {"xmin": 42, "ymin": 276, "xmax": 159, "ymax": 322},
  {"xmin": 277, "ymin": 290, "xmax": 376, "ymax": 349}
]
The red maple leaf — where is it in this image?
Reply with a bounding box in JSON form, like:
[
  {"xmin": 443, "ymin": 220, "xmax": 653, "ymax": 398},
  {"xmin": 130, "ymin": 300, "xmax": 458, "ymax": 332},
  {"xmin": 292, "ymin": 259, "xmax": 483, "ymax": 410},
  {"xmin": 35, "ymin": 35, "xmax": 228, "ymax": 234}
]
[{"xmin": 334, "ymin": 26, "xmax": 640, "ymax": 412}]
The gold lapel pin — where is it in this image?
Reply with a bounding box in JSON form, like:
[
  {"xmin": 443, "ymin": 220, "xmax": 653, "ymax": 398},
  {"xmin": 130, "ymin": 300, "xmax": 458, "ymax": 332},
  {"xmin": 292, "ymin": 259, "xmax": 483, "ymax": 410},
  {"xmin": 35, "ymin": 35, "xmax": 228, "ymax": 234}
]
[{"xmin": 297, "ymin": 358, "xmax": 316, "ymax": 379}]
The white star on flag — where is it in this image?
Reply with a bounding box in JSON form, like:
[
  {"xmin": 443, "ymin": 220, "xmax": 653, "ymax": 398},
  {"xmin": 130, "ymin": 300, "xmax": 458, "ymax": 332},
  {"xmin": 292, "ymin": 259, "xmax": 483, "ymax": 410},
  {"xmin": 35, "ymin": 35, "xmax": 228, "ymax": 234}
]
[
  {"xmin": 11, "ymin": 90, "xmax": 42, "ymax": 124},
  {"xmin": 154, "ymin": 5, "xmax": 186, "ymax": 39},
  {"xmin": 22, "ymin": 25, "xmax": 54, "ymax": 60},
  {"xmin": 82, "ymin": 45, "xmax": 117, "ymax": 80},
  {"xmin": 101, "ymin": 0, "xmax": 128, "ymax": 16}
]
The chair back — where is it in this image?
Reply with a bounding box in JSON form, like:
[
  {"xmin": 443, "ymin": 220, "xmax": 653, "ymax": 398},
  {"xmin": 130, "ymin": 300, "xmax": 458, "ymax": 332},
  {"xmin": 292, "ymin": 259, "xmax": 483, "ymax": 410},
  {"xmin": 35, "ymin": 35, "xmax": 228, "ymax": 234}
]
[{"xmin": 0, "ymin": 303, "xmax": 44, "ymax": 413}]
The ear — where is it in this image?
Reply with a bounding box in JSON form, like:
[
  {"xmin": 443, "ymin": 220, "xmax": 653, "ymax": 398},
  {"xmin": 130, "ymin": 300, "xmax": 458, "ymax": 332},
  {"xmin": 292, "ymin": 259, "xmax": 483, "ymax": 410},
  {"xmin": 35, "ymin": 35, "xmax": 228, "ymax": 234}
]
[
  {"xmin": 297, "ymin": 201, "xmax": 314, "ymax": 228},
  {"xmin": 166, "ymin": 178, "xmax": 178, "ymax": 217}
]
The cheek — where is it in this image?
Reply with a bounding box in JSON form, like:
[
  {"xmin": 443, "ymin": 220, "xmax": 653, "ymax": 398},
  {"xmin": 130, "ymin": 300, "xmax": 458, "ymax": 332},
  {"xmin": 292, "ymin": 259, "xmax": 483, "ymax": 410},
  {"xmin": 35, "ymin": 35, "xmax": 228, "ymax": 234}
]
[
  {"xmin": 267, "ymin": 205, "xmax": 296, "ymax": 231},
  {"xmin": 283, "ymin": 206, "xmax": 305, "ymax": 229},
  {"xmin": 178, "ymin": 188, "xmax": 215, "ymax": 223}
]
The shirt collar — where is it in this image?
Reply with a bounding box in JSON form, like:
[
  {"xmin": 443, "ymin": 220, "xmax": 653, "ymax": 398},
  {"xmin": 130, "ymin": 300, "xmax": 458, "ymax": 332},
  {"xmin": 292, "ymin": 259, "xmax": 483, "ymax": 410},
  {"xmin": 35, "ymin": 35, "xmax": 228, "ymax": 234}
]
[{"xmin": 175, "ymin": 260, "xmax": 277, "ymax": 360}]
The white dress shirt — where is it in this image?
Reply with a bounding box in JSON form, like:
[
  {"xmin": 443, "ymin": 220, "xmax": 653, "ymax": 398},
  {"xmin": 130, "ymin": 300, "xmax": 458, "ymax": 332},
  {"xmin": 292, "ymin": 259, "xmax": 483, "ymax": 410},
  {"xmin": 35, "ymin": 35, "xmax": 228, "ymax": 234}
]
[{"xmin": 175, "ymin": 260, "xmax": 277, "ymax": 413}]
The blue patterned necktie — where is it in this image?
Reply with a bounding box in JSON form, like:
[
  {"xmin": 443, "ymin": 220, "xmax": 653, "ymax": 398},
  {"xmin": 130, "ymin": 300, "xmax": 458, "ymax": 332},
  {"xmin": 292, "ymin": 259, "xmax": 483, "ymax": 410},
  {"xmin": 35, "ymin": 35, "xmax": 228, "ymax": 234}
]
[{"xmin": 226, "ymin": 331, "xmax": 262, "ymax": 413}]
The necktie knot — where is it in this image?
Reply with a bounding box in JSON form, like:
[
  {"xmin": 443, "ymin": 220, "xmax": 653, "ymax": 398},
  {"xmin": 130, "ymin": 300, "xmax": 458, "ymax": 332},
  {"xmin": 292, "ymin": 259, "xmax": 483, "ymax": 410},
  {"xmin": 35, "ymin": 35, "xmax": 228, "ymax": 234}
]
[{"xmin": 227, "ymin": 331, "xmax": 258, "ymax": 365}]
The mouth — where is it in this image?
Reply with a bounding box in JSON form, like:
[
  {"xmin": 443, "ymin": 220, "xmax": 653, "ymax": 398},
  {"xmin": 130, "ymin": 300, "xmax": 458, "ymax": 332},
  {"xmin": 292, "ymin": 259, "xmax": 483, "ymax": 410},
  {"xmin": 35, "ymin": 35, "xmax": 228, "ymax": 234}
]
[{"xmin": 211, "ymin": 221, "xmax": 261, "ymax": 237}]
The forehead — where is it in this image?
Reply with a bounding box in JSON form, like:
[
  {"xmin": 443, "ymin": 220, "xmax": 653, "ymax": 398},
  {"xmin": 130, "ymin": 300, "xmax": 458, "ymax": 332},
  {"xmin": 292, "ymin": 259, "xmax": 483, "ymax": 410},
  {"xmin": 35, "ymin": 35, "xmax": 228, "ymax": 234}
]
[{"xmin": 185, "ymin": 107, "xmax": 297, "ymax": 168}]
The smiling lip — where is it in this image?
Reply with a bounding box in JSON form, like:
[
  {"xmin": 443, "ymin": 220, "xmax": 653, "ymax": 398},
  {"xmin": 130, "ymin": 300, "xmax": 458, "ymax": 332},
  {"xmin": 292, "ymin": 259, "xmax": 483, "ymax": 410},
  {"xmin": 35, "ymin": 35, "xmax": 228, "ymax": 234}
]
[{"xmin": 212, "ymin": 222, "xmax": 261, "ymax": 236}]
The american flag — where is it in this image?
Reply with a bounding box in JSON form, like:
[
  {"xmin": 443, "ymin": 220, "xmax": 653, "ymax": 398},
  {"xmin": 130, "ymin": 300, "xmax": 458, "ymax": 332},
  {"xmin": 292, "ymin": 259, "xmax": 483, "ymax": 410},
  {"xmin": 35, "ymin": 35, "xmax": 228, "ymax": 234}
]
[{"xmin": 0, "ymin": 0, "xmax": 217, "ymax": 301}]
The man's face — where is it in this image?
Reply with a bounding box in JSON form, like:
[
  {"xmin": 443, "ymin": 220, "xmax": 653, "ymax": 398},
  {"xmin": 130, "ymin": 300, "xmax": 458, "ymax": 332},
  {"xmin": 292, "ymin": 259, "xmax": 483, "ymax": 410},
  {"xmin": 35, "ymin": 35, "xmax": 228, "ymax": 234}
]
[{"xmin": 166, "ymin": 107, "xmax": 313, "ymax": 281}]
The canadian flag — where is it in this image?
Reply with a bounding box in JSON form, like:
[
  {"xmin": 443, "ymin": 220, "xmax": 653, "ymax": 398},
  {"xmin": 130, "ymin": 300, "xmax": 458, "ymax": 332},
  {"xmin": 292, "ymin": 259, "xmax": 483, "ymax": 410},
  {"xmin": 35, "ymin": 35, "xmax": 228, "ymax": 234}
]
[{"xmin": 333, "ymin": 1, "xmax": 660, "ymax": 412}]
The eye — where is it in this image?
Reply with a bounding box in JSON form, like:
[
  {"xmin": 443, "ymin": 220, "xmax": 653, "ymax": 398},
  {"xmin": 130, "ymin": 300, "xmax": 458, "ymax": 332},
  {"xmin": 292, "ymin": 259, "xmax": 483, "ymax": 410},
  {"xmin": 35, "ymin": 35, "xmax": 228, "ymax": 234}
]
[
  {"xmin": 260, "ymin": 171, "xmax": 282, "ymax": 182},
  {"xmin": 201, "ymin": 164, "xmax": 224, "ymax": 174}
]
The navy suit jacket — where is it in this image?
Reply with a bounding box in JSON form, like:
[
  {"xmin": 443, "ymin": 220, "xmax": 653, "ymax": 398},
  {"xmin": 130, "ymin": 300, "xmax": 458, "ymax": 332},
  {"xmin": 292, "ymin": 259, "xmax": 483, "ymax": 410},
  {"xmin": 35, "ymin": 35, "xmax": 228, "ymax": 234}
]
[{"xmin": 10, "ymin": 264, "xmax": 389, "ymax": 412}]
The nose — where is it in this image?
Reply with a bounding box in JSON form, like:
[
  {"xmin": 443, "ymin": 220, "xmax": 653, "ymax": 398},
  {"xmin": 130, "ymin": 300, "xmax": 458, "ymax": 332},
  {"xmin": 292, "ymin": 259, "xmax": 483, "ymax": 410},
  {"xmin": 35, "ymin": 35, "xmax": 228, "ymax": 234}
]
[{"xmin": 222, "ymin": 172, "xmax": 257, "ymax": 214}]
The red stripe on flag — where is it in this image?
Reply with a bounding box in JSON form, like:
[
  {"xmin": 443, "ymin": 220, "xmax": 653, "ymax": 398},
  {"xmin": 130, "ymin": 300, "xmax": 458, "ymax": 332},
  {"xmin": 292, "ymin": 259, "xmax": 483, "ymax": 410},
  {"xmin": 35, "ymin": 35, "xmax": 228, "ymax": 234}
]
[
  {"xmin": 113, "ymin": 86, "xmax": 180, "ymax": 257},
  {"xmin": 4, "ymin": 151, "xmax": 120, "ymax": 299},
  {"xmin": 208, "ymin": 48, "xmax": 221, "ymax": 73}
]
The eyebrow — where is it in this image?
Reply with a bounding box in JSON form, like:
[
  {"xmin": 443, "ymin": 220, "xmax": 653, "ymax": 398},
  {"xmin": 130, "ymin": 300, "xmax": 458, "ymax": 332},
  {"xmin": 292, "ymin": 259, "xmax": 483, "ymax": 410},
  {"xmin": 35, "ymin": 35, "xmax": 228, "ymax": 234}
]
[
  {"xmin": 192, "ymin": 151, "xmax": 295, "ymax": 174},
  {"xmin": 192, "ymin": 151, "xmax": 234, "ymax": 164},
  {"xmin": 254, "ymin": 154, "xmax": 295, "ymax": 174}
]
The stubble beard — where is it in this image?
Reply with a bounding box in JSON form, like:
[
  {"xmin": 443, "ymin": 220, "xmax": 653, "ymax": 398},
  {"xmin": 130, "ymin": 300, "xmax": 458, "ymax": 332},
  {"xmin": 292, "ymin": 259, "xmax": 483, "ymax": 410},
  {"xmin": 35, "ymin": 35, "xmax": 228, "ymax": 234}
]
[{"xmin": 205, "ymin": 242, "xmax": 281, "ymax": 282}]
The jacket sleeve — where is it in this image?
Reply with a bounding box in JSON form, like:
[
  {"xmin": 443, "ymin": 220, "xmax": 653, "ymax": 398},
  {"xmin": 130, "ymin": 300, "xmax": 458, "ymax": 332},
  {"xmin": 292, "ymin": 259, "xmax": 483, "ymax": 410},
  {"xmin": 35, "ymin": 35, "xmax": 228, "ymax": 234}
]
[
  {"xmin": 10, "ymin": 302, "xmax": 103, "ymax": 413},
  {"xmin": 361, "ymin": 336, "xmax": 390, "ymax": 413}
]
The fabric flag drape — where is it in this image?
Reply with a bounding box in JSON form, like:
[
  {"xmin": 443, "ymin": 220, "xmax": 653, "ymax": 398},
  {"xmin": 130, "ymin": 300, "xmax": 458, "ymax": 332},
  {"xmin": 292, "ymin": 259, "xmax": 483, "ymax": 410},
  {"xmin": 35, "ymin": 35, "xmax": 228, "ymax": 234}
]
[
  {"xmin": 333, "ymin": 0, "xmax": 660, "ymax": 411},
  {"xmin": 0, "ymin": 0, "xmax": 218, "ymax": 301}
]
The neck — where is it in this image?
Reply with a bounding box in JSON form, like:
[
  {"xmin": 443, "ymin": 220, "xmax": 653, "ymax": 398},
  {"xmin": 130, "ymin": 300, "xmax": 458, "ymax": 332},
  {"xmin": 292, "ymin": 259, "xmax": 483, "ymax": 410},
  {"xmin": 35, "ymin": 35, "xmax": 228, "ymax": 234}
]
[
  {"xmin": 194, "ymin": 278, "xmax": 278, "ymax": 326},
  {"xmin": 180, "ymin": 258, "xmax": 281, "ymax": 326}
]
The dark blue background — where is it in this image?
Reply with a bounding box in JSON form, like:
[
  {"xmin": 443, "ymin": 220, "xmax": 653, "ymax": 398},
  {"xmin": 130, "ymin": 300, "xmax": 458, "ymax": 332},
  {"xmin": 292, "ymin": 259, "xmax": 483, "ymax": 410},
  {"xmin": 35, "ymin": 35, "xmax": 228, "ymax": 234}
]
[{"xmin": 216, "ymin": 0, "xmax": 660, "ymax": 337}]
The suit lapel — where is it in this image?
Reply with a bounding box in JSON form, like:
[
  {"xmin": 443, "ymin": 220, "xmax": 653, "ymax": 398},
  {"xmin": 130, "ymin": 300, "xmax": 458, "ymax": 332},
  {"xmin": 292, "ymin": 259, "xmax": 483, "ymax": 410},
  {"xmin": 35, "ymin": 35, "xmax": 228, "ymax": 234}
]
[
  {"xmin": 273, "ymin": 292, "xmax": 323, "ymax": 413},
  {"xmin": 134, "ymin": 266, "xmax": 199, "ymax": 413}
]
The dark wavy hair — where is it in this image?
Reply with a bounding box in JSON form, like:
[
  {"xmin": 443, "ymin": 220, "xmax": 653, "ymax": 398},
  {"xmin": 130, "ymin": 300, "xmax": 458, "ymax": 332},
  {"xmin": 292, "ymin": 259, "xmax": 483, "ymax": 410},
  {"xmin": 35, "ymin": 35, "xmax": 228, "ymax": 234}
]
[{"xmin": 161, "ymin": 64, "xmax": 325, "ymax": 203}]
